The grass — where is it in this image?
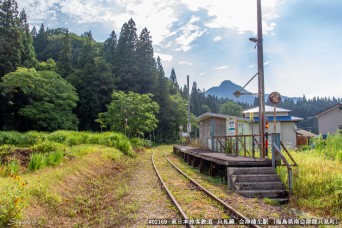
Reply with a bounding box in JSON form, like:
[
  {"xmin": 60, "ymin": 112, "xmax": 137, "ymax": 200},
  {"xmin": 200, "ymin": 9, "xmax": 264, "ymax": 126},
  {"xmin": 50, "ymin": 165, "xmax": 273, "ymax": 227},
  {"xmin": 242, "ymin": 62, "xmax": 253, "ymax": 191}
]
[
  {"xmin": 0, "ymin": 146, "xmax": 125, "ymax": 226},
  {"xmin": 0, "ymin": 130, "xmax": 137, "ymax": 157},
  {"xmin": 0, "ymin": 130, "xmax": 152, "ymax": 226},
  {"xmin": 277, "ymin": 133, "xmax": 342, "ymax": 218}
]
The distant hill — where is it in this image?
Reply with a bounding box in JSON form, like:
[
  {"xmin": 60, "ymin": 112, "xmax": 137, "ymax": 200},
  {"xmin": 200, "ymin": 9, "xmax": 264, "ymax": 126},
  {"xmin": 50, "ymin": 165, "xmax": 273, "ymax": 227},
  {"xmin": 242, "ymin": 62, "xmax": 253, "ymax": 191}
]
[
  {"xmin": 205, "ymin": 80, "xmax": 257, "ymax": 104},
  {"xmin": 205, "ymin": 80, "xmax": 300, "ymax": 104}
]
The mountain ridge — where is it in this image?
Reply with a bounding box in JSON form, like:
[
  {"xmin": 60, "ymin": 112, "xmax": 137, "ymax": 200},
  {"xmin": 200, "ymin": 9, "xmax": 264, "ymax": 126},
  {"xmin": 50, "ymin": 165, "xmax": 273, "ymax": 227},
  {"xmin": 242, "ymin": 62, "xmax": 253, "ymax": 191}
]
[
  {"xmin": 205, "ymin": 80, "xmax": 300, "ymax": 104},
  {"xmin": 205, "ymin": 80, "xmax": 256, "ymax": 104}
]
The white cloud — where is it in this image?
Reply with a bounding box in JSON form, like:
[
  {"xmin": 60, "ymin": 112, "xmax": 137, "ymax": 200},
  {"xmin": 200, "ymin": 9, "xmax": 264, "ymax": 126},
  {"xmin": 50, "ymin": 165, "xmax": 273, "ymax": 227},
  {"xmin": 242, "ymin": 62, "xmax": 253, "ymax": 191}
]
[
  {"xmin": 248, "ymin": 64, "xmax": 256, "ymax": 68},
  {"xmin": 174, "ymin": 15, "xmax": 207, "ymax": 52},
  {"xmin": 213, "ymin": 36, "xmax": 222, "ymax": 41},
  {"xmin": 179, "ymin": 61, "xmax": 192, "ymax": 65},
  {"xmin": 180, "ymin": 0, "xmax": 281, "ymax": 34},
  {"xmin": 17, "ymin": 0, "xmax": 60, "ymax": 24},
  {"xmin": 264, "ymin": 61, "xmax": 271, "ymax": 66},
  {"xmin": 154, "ymin": 52, "xmax": 173, "ymax": 62},
  {"xmin": 214, "ymin": 66, "xmax": 229, "ymax": 70},
  {"xmin": 200, "ymin": 72, "xmax": 206, "ymax": 76},
  {"xmin": 17, "ymin": 0, "xmax": 282, "ymax": 45}
]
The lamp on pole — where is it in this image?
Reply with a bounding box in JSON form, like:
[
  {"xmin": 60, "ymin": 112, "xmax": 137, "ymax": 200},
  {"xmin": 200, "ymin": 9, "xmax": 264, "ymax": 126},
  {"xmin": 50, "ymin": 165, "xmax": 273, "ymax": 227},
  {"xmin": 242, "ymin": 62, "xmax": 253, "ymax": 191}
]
[{"xmin": 230, "ymin": 0, "xmax": 266, "ymax": 158}]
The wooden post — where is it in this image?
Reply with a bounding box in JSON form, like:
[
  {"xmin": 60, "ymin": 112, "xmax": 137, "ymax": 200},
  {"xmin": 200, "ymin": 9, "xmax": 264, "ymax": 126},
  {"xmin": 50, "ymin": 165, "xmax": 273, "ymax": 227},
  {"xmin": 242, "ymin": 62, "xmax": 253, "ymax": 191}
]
[
  {"xmin": 199, "ymin": 159, "xmax": 203, "ymax": 173},
  {"xmin": 235, "ymin": 135, "xmax": 238, "ymax": 156}
]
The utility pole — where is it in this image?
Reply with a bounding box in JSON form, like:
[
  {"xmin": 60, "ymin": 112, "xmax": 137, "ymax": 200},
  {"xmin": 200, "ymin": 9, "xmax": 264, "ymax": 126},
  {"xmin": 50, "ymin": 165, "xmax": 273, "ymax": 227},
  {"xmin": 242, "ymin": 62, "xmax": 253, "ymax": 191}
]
[
  {"xmin": 187, "ymin": 75, "xmax": 191, "ymax": 143},
  {"xmin": 257, "ymin": 0, "xmax": 266, "ymax": 158}
]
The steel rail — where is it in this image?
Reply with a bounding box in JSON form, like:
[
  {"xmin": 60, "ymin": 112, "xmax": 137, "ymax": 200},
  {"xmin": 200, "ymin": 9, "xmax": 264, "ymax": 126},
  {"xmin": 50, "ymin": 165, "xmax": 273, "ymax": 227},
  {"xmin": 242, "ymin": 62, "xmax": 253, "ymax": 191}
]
[
  {"xmin": 151, "ymin": 152, "xmax": 195, "ymax": 228},
  {"xmin": 164, "ymin": 154, "xmax": 261, "ymax": 228}
]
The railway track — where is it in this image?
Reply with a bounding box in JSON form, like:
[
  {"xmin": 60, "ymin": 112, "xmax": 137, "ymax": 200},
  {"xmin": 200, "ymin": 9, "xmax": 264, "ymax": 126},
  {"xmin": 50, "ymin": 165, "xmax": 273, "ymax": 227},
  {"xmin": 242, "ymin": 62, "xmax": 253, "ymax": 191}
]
[{"xmin": 152, "ymin": 151, "xmax": 260, "ymax": 228}]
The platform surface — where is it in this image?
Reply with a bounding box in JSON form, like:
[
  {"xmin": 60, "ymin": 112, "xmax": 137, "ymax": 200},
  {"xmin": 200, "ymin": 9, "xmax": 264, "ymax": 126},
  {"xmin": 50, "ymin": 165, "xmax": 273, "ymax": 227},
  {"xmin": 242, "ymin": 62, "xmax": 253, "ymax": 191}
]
[{"xmin": 174, "ymin": 145, "xmax": 272, "ymax": 167}]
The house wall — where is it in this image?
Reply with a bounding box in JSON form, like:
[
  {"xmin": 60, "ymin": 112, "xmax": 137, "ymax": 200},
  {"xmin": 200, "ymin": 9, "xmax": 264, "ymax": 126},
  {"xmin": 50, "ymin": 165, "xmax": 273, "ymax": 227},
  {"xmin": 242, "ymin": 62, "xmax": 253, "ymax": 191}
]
[
  {"xmin": 199, "ymin": 117, "xmax": 226, "ymax": 148},
  {"xmin": 317, "ymin": 106, "xmax": 342, "ymax": 136},
  {"xmin": 251, "ymin": 122, "xmax": 297, "ymax": 148},
  {"xmin": 199, "ymin": 118, "xmax": 211, "ymax": 147},
  {"xmin": 281, "ymin": 122, "xmax": 297, "ymax": 148}
]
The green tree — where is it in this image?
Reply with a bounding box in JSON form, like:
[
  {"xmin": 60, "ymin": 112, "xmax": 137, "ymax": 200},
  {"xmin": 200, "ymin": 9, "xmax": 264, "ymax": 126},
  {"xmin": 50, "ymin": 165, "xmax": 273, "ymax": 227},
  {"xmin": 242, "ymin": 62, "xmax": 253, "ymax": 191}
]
[
  {"xmin": 0, "ymin": 67, "xmax": 79, "ymax": 131},
  {"xmin": 19, "ymin": 9, "xmax": 36, "ymax": 68},
  {"xmin": 153, "ymin": 56, "xmax": 183, "ymax": 142},
  {"xmin": 97, "ymin": 91, "xmax": 159, "ymax": 137},
  {"xmin": 0, "ymin": 0, "xmax": 22, "ymax": 77},
  {"xmin": 190, "ymin": 82, "xmax": 201, "ymax": 116},
  {"xmin": 114, "ymin": 18, "xmax": 138, "ymax": 92},
  {"xmin": 57, "ymin": 29, "xmax": 73, "ymax": 78},
  {"xmin": 136, "ymin": 27, "xmax": 156, "ymax": 94},
  {"xmin": 169, "ymin": 68, "xmax": 179, "ymax": 94},
  {"xmin": 101, "ymin": 30, "xmax": 117, "ymax": 66},
  {"xmin": 219, "ymin": 101, "xmax": 243, "ymax": 117},
  {"xmin": 69, "ymin": 31, "xmax": 116, "ymax": 130},
  {"xmin": 33, "ymin": 23, "xmax": 48, "ymax": 61}
]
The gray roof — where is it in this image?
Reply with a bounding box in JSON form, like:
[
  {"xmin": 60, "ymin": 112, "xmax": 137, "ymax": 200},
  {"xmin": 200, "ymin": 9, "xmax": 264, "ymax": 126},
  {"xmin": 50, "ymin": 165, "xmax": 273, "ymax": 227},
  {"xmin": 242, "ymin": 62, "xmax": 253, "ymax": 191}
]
[
  {"xmin": 314, "ymin": 102, "xmax": 342, "ymax": 117},
  {"xmin": 196, "ymin": 112, "xmax": 250, "ymax": 122}
]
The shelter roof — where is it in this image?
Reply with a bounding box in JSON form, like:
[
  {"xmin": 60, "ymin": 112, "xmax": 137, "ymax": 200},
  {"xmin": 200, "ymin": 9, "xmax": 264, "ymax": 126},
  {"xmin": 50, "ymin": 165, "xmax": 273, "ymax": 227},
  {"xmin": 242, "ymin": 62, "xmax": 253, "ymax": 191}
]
[
  {"xmin": 296, "ymin": 128, "xmax": 318, "ymax": 138},
  {"xmin": 196, "ymin": 112, "xmax": 249, "ymax": 122}
]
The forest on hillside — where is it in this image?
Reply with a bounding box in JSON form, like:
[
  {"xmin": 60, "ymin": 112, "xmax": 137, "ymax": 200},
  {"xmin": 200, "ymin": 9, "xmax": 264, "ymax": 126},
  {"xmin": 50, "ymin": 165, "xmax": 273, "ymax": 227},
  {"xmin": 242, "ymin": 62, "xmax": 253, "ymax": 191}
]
[{"xmin": 0, "ymin": 0, "xmax": 339, "ymax": 140}]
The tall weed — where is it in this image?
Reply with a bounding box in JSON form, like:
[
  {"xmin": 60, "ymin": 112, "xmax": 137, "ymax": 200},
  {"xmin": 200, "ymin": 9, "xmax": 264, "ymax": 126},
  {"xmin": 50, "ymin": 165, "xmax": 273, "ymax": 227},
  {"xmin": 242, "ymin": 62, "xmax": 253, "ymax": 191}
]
[
  {"xmin": 46, "ymin": 151, "xmax": 64, "ymax": 166},
  {"xmin": 5, "ymin": 160, "xmax": 20, "ymax": 175},
  {"xmin": 313, "ymin": 132, "xmax": 342, "ymax": 161},
  {"xmin": 278, "ymin": 148, "xmax": 342, "ymax": 218},
  {"xmin": 28, "ymin": 153, "xmax": 46, "ymax": 171}
]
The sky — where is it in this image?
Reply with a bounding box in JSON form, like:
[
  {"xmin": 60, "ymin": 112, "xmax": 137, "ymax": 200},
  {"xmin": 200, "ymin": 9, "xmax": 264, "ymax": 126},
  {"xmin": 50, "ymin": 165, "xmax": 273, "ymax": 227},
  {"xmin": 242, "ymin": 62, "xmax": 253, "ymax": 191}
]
[{"xmin": 17, "ymin": 0, "xmax": 342, "ymax": 99}]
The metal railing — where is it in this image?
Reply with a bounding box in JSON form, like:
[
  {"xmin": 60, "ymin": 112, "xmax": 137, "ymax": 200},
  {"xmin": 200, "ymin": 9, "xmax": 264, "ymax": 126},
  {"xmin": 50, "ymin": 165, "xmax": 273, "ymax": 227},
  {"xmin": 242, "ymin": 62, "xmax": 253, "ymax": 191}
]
[
  {"xmin": 272, "ymin": 133, "xmax": 297, "ymax": 192},
  {"xmin": 210, "ymin": 134, "xmax": 262, "ymax": 158}
]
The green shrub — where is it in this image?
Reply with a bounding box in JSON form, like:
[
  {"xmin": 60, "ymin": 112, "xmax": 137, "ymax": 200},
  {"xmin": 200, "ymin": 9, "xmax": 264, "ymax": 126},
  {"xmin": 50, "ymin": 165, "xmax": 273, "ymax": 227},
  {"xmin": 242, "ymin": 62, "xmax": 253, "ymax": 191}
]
[
  {"xmin": 99, "ymin": 133, "xmax": 134, "ymax": 156},
  {"xmin": 46, "ymin": 130, "xmax": 69, "ymax": 143},
  {"xmin": 25, "ymin": 131, "xmax": 47, "ymax": 145},
  {"xmin": 87, "ymin": 134, "xmax": 102, "ymax": 144},
  {"xmin": 46, "ymin": 151, "xmax": 64, "ymax": 166},
  {"xmin": 130, "ymin": 138, "xmax": 152, "ymax": 149},
  {"xmin": 0, "ymin": 131, "xmax": 24, "ymax": 146},
  {"xmin": 0, "ymin": 131, "xmax": 46, "ymax": 146},
  {"xmin": 0, "ymin": 145, "xmax": 14, "ymax": 156},
  {"xmin": 30, "ymin": 141, "xmax": 65, "ymax": 154},
  {"xmin": 28, "ymin": 153, "xmax": 46, "ymax": 171}
]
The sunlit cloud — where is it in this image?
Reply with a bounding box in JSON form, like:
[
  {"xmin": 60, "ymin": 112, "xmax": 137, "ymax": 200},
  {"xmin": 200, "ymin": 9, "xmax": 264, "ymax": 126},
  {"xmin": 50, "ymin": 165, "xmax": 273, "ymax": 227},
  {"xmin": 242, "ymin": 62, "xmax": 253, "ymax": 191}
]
[
  {"xmin": 214, "ymin": 66, "xmax": 229, "ymax": 70},
  {"xmin": 174, "ymin": 15, "xmax": 207, "ymax": 52},
  {"xmin": 213, "ymin": 36, "xmax": 222, "ymax": 41},
  {"xmin": 179, "ymin": 61, "xmax": 193, "ymax": 65},
  {"xmin": 154, "ymin": 52, "xmax": 173, "ymax": 62}
]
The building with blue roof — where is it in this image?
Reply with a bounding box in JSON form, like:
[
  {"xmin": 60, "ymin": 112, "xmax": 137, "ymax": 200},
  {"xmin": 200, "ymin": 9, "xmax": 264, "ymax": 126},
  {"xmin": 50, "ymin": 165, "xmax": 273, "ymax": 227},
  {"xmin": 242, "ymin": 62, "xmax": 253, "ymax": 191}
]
[{"xmin": 242, "ymin": 105, "xmax": 303, "ymax": 148}]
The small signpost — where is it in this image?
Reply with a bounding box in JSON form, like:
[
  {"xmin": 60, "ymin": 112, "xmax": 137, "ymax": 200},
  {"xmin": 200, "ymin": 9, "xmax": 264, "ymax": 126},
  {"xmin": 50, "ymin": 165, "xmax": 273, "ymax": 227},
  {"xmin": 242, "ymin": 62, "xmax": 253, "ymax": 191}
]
[{"xmin": 269, "ymin": 91, "xmax": 281, "ymax": 133}]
